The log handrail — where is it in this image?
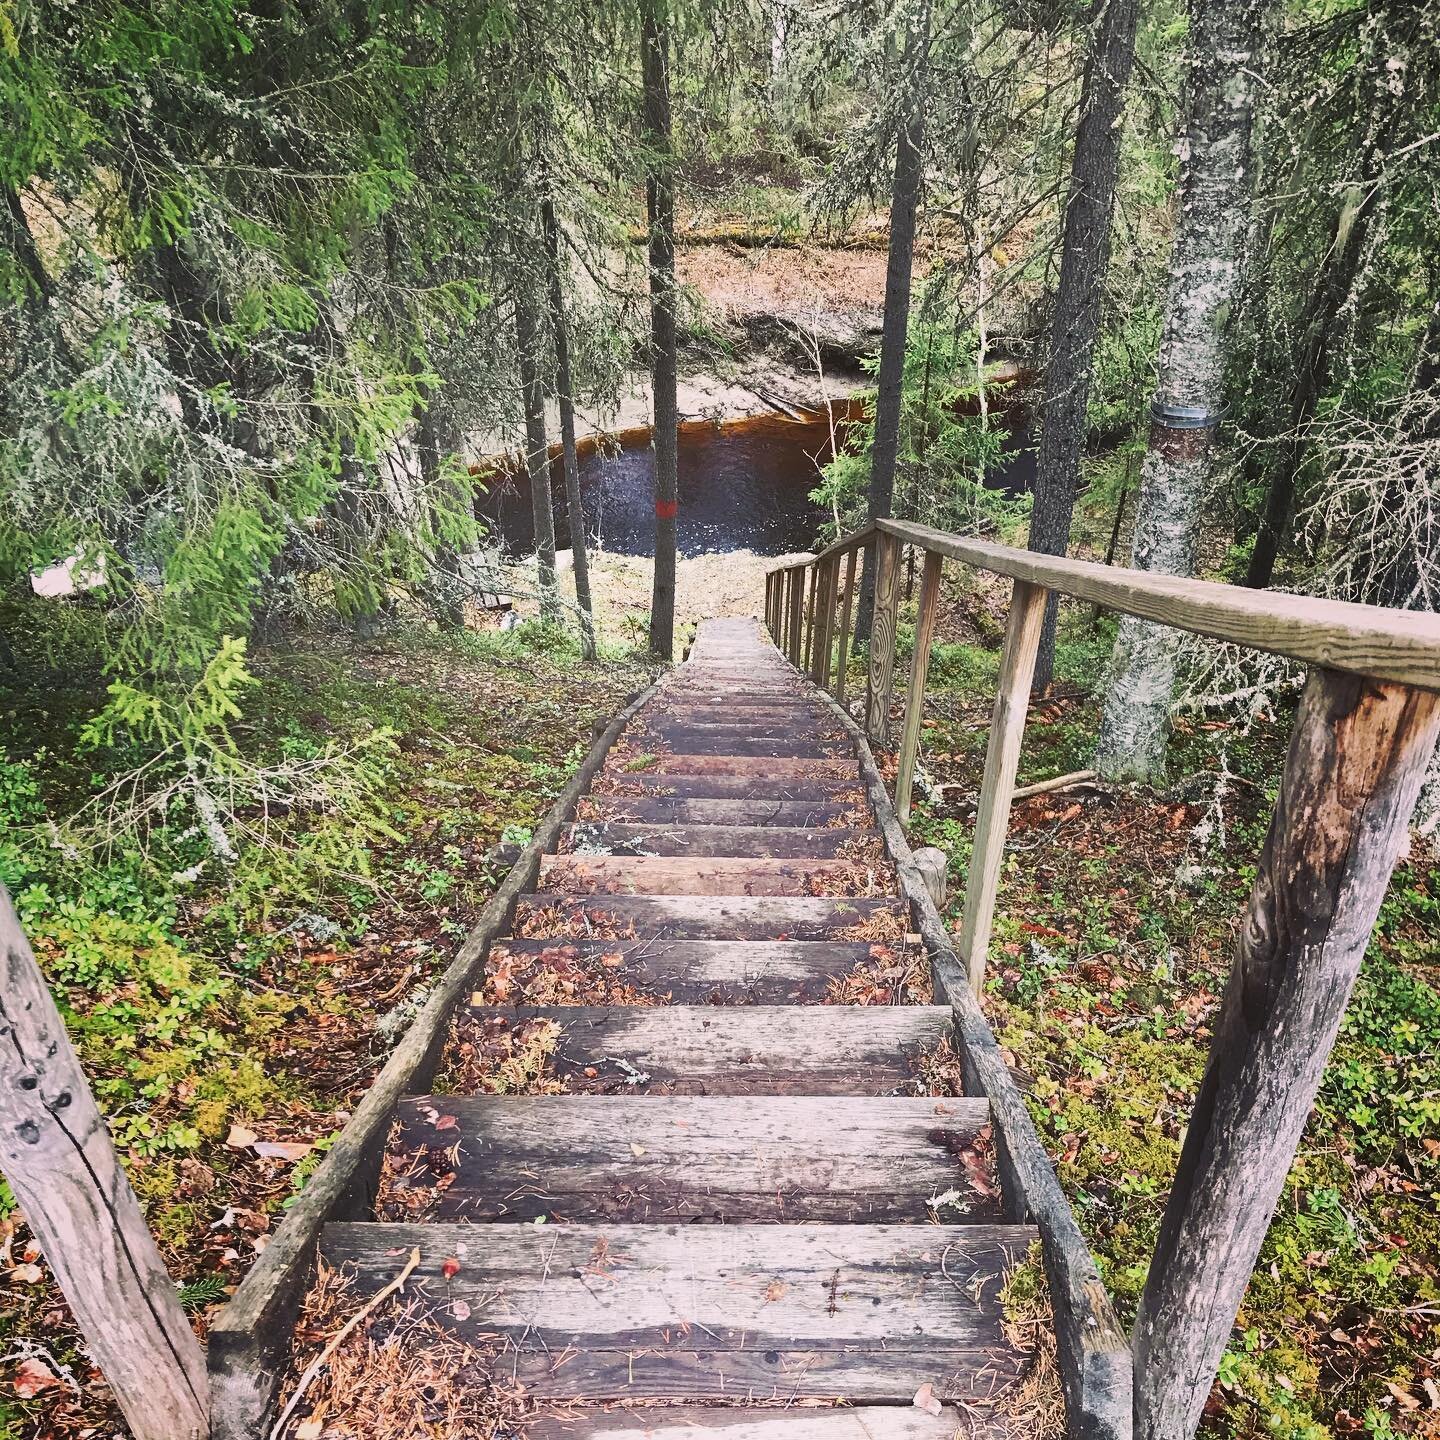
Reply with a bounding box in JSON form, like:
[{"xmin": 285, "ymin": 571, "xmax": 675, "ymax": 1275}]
[{"xmin": 764, "ymin": 516, "xmax": 1440, "ymax": 1440}]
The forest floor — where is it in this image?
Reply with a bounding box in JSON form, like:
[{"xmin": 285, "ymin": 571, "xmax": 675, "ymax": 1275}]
[
  {"xmin": 880, "ymin": 578, "xmax": 1440, "ymax": 1440},
  {"xmin": 3, "ymin": 581, "xmax": 1437, "ymax": 1440},
  {"xmin": 0, "ymin": 612, "xmax": 653, "ymax": 1437}
]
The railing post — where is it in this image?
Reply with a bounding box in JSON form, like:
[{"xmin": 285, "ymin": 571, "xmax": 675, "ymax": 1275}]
[
  {"xmin": 787, "ymin": 569, "xmax": 803, "ymax": 666},
  {"xmin": 834, "ymin": 545, "xmax": 860, "ymax": 706},
  {"xmin": 865, "ymin": 530, "xmax": 902, "ymax": 745},
  {"xmin": 1133, "ymin": 670, "xmax": 1440, "ymax": 1440},
  {"xmin": 812, "ymin": 556, "xmax": 838, "ymax": 687},
  {"xmin": 895, "ymin": 550, "xmax": 943, "ymax": 823},
  {"xmin": 0, "ymin": 888, "xmax": 209, "ymax": 1440},
  {"xmin": 957, "ymin": 578, "xmax": 1047, "ymax": 992},
  {"xmin": 802, "ymin": 564, "xmax": 817, "ymax": 674}
]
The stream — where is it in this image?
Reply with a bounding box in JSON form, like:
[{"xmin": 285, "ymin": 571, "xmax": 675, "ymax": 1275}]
[{"xmin": 476, "ymin": 396, "xmax": 1034, "ymax": 559}]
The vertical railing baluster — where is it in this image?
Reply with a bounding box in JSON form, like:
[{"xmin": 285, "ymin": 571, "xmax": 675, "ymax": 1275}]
[
  {"xmin": 787, "ymin": 569, "xmax": 803, "ymax": 666},
  {"xmin": 834, "ymin": 545, "xmax": 860, "ymax": 706},
  {"xmin": 865, "ymin": 531, "xmax": 902, "ymax": 746},
  {"xmin": 894, "ymin": 550, "xmax": 943, "ymax": 823},
  {"xmin": 957, "ymin": 578, "xmax": 1047, "ymax": 992}
]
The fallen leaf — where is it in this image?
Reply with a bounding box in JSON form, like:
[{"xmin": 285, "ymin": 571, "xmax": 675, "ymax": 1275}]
[
  {"xmin": 912, "ymin": 1382, "xmax": 943, "ymax": 1416},
  {"xmin": 433, "ymin": 1114, "xmax": 460, "ymax": 1133},
  {"xmin": 251, "ymin": 1141, "xmax": 313, "ymax": 1162},
  {"xmin": 295, "ymin": 1421, "xmax": 323, "ymax": 1440},
  {"xmin": 225, "ymin": 1123, "xmax": 258, "ymax": 1150},
  {"xmin": 1386, "ymin": 1383, "xmax": 1420, "ymax": 1411},
  {"xmin": 452, "ymin": 1299, "xmax": 471, "ymax": 1320},
  {"xmin": 9, "ymin": 1263, "xmax": 43, "ymax": 1284},
  {"xmin": 630, "ymin": 1142, "xmax": 646, "ymax": 1157},
  {"xmin": 764, "ymin": 1279, "xmax": 787, "ymax": 1303},
  {"xmin": 13, "ymin": 1357, "xmax": 60, "ymax": 1398}
]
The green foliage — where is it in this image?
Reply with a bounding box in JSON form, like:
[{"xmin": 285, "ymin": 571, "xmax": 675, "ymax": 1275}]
[{"xmin": 811, "ymin": 305, "xmax": 1031, "ymax": 545}]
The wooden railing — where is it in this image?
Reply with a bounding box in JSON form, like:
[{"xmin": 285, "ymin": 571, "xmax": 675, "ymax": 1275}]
[
  {"xmin": 769, "ymin": 516, "xmax": 1440, "ymax": 1440},
  {"xmin": 766, "ymin": 517, "xmax": 1440, "ymax": 995}
]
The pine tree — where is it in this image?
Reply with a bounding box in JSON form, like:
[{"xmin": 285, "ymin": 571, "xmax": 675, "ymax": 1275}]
[
  {"xmin": 641, "ymin": 0, "xmax": 679, "ymax": 660},
  {"xmin": 1027, "ymin": 0, "xmax": 1141, "ymax": 692}
]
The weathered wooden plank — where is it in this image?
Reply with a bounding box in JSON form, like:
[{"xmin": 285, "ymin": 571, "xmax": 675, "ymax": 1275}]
[
  {"xmin": 488, "ymin": 938, "xmax": 877, "ymax": 1003},
  {"xmin": 800, "ymin": 673, "xmax": 1134, "ymax": 1440},
  {"xmin": 1133, "ymin": 670, "xmax": 1440, "ymax": 1440},
  {"xmin": 206, "ymin": 680, "xmax": 663, "ymax": 1440},
  {"xmin": 628, "ymin": 730, "xmax": 850, "ymax": 759},
  {"xmin": 320, "ymin": 1222, "xmax": 1036, "ymax": 1399},
  {"xmin": 865, "ymin": 531, "xmax": 902, "ymax": 745},
  {"xmin": 540, "ymin": 854, "xmax": 873, "ymax": 897},
  {"xmin": 525, "ymin": 1406, "xmax": 969, "ymax": 1439},
  {"xmin": 895, "ymin": 550, "xmax": 944, "ymax": 824},
  {"xmin": 877, "ymin": 517, "xmax": 1440, "ymax": 692},
  {"xmin": 581, "ymin": 797, "xmax": 853, "ymax": 826},
  {"xmin": 957, "ymin": 578, "xmax": 1047, "ymax": 992},
  {"xmin": 608, "ymin": 755, "xmax": 855, "ymax": 778},
  {"xmin": 515, "ymin": 893, "xmax": 903, "ymax": 940},
  {"xmin": 0, "ymin": 890, "xmax": 209, "ymax": 1440},
  {"xmin": 568, "ymin": 823, "xmax": 867, "ymax": 857},
  {"xmin": 594, "ymin": 774, "xmax": 863, "ymax": 801},
  {"xmin": 390, "ymin": 1094, "xmax": 992, "ymax": 1220},
  {"xmin": 641, "ymin": 716, "xmax": 843, "ymax": 736},
  {"xmin": 459, "ymin": 1003, "xmax": 955, "ymax": 1094}
]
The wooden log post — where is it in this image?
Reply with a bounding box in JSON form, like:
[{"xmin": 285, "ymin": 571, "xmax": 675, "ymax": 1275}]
[
  {"xmin": 0, "ymin": 888, "xmax": 209, "ymax": 1440},
  {"xmin": 834, "ymin": 546, "xmax": 860, "ymax": 706},
  {"xmin": 1134, "ymin": 669, "xmax": 1440, "ymax": 1440},
  {"xmin": 865, "ymin": 531, "xmax": 903, "ymax": 746},
  {"xmin": 957, "ymin": 578, "xmax": 1047, "ymax": 992},
  {"xmin": 895, "ymin": 551, "xmax": 943, "ymax": 823}
]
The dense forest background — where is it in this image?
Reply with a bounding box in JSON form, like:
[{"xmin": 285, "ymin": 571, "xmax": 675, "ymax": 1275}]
[{"xmin": 1, "ymin": 0, "xmax": 1438, "ymax": 1435}]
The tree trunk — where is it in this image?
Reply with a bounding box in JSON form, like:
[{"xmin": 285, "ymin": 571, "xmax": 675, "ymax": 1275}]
[
  {"xmin": 1132, "ymin": 668, "xmax": 1440, "ymax": 1440},
  {"xmin": 855, "ymin": 3, "xmax": 931, "ymax": 646},
  {"xmin": 542, "ymin": 192, "xmax": 597, "ymax": 659},
  {"xmin": 1027, "ymin": 0, "xmax": 1141, "ymax": 692},
  {"xmin": 641, "ymin": 0, "xmax": 679, "ymax": 660},
  {"xmin": 515, "ymin": 285, "xmax": 560, "ymax": 623},
  {"xmin": 1242, "ymin": 183, "xmax": 1374, "ymax": 590},
  {"xmin": 1094, "ymin": 0, "xmax": 1268, "ymax": 783}
]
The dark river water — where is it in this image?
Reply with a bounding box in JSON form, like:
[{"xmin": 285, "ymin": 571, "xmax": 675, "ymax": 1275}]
[{"xmin": 476, "ymin": 397, "xmax": 1033, "ymax": 559}]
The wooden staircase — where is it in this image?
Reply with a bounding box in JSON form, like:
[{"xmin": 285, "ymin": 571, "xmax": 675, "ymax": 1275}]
[{"xmin": 320, "ymin": 617, "xmax": 1039, "ymax": 1436}]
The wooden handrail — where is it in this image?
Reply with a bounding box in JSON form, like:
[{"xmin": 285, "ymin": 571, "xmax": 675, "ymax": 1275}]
[{"xmin": 770, "ymin": 518, "xmax": 1440, "ymax": 690}]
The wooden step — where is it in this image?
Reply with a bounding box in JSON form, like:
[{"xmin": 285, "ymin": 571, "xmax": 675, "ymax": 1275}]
[
  {"xmin": 525, "ymin": 1408, "xmax": 968, "ymax": 1439},
  {"xmin": 516, "ymin": 893, "xmax": 904, "ymax": 940},
  {"xmin": 568, "ymin": 822, "xmax": 867, "ymax": 857},
  {"xmin": 607, "ymin": 756, "xmax": 855, "ymax": 778},
  {"xmin": 540, "ymin": 855, "xmax": 876, "ymax": 897},
  {"xmin": 456, "ymin": 1005, "xmax": 955, "ymax": 1094},
  {"xmin": 581, "ymin": 798, "xmax": 853, "ymax": 828},
  {"xmin": 388, "ymin": 1094, "xmax": 993, "ymax": 1222},
  {"xmin": 645, "ymin": 710, "xmax": 840, "ymax": 730},
  {"xmin": 321, "ymin": 1222, "xmax": 1035, "ymax": 1399},
  {"xmin": 629, "ymin": 730, "xmax": 850, "ymax": 759},
  {"xmin": 489, "ymin": 938, "xmax": 883, "ymax": 1003},
  {"xmin": 598, "ymin": 774, "xmax": 862, "ymax": 802}
]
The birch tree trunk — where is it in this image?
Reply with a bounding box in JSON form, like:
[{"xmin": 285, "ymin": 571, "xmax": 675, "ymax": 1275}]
[
  {"xmin": 516, "ymin": 283, "xmax": 560, "ymax": 623},
  {"xmin": 641, "ymin": 0, "xmax": 679, "ymax": 660},
  {"xmin": 542, "ymin": 191, "xmax": 597, "ymax": 659},
  {"xmin": 1027, "ymin": 0, "xmax": 1140, "ymax": 692},
  {"xmin": 1094, "ymin": 0, "xmax": 1268, "ymax": 783},
  {"xmin": 855, "ymin": 2, "xmax": 931, "ymax": 647}
]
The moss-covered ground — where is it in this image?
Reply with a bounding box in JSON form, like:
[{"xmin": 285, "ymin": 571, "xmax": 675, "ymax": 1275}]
[
  {"xmin": 0, "ymin": 611, "xmax": 652, "ymax": 1437},
  {"xmin": 866, "ymin": 576, "xmax": 1440, "ymax": 1440}
]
